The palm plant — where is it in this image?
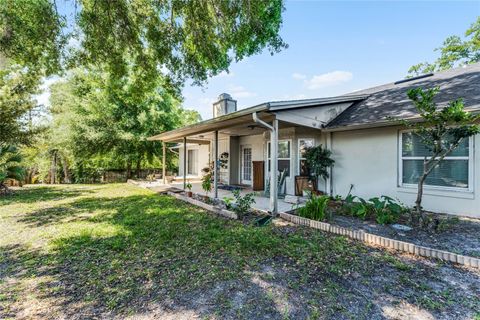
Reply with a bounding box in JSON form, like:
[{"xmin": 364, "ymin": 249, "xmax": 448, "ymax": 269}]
[{"xmin": 0, "ymin": 145, "xmax": 25, "ymax": 195}]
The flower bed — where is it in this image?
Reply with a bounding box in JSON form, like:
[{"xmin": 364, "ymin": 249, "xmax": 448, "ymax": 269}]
[{"xmin": 289, "ymin": 193, "xmax": 480, "ymax": 262}]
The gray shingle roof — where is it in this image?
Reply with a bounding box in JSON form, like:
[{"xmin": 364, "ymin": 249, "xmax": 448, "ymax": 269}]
[{"xmin": 326, "ymin": 62, "xmax": 480, "ymax": 130}]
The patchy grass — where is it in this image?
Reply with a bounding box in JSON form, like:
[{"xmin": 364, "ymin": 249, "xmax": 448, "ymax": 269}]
[{"xmin": 0, "ymin": 184, "xmax": 479, "ymax": 319}]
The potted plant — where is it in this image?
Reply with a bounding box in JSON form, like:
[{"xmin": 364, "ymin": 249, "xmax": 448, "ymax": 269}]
[
  {"xmin": 185, "ymin": 182, "xmax": 193, "ymax": 197},
  {"xmin": 304, "ymin": 145, "xmax": 335, "ymax": 191},
  {"xmin": 201, "ymin": 171, "xmax": 212, "ymax": 201}
]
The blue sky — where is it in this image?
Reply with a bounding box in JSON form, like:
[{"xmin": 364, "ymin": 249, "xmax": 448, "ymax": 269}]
[
  {"xmin": 182, "ymin": 1, "xmax": 480, "ymax": 120},
  {"xmin": 38, "ymin": 1, "xmax": 479, "ymax": 120}
]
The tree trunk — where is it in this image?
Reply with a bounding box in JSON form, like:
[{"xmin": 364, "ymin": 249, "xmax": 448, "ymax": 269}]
[
  {"xmin": 50, "ymin": 151, "xmax": 57, "ymax": 184},
  {"xmin": 62, "ymin": 155, "xmax": 72, "ymax": 184},
  {"xmin": 136, "ymin": 158, "xmax": 141, "ymax": 178},
  {"xmin": 126, "ymin": 160, "xmax": 132, "ymax": 180}
]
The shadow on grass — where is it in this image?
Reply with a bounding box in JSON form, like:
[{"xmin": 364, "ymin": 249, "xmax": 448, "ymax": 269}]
[
  {"xmin": 0, "ymin": 185, "xmax": 95, "ymax": 206},
  {"xmin": 2, "ymin": 193, "xmax": 480, "ymax": 319}
]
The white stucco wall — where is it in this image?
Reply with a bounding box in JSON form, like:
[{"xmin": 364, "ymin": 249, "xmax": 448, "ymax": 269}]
[{"xmin": 330, "ymin": 127, "xmax": 480, "ymax": 218}]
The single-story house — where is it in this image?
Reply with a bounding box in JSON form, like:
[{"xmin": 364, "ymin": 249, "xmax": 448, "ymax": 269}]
[{"xmin": 149, "ymin": 63, "xmax": 480, "ymax": 218}]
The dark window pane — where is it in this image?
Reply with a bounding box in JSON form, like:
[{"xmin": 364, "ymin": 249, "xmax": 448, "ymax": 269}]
[
  {"xmin": 278, "ymin": 160, "xmax": 290, "ymax": 177},
  {"xmin": 402, "ymin": 159, "xmax": 468, "ymax": 188},
  {"xmin": 402, "ymin": 132, "xmax": 469, "ymax": 157}
]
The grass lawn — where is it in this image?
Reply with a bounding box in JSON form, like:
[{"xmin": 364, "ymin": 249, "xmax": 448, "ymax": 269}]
[{"xmin": 0, "ymin": 184, "xmax": 479, "ymax": 319}]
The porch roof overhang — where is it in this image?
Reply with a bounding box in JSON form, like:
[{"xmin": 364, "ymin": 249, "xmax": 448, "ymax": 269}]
[{"xmin": 148, "ymin": 94, "xmax": 369, "ymax": 142}]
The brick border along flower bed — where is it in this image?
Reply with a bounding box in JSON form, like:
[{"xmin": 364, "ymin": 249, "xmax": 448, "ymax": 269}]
[
  {"xmin": 279, "ymin": 212, "xmax": 480, "ymax": 269},
  {"xmin": 167, "ymin": 191, "xmax": 238, "ymax": 220}
]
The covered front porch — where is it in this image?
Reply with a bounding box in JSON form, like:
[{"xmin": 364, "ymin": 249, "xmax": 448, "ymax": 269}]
[
  {"xmin": 165, "ymin": 181, "xmax": 296, "ymax": 213},
  {"xmin": 148, "ymin": 95, "xmax": 365, "ymax": 214}
]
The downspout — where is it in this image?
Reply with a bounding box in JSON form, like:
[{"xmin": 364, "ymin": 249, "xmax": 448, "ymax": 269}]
[{"xmin": 252, "ymin": 112, "xmax": 278, "ymax": 215}]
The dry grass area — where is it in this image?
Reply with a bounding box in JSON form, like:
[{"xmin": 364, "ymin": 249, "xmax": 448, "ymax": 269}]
[{"xmin": 0, "ymin": 184, "xmax": 479, "ymax": 319}]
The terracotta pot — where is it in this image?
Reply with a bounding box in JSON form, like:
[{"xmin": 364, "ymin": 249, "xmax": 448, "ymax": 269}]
[{"xmin": 186, "ymin": 191, "xmax": 193, "ymax": 197}]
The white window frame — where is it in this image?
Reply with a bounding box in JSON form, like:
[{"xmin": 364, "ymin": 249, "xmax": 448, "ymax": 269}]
[
  {"xmin": 298, "ymin": 138, "xmax": 315, "ymax": 176},
  {"xmin": 398, "ymin": 130, "xmax": 474, "ymax": 193},
  {"xmin": 267, "ymin": 139, "xmax": 292, "ymax": 177}
]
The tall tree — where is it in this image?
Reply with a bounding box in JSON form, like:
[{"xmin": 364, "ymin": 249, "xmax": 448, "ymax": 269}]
[
  {"xmin": 400, "ymin": 87, "xmax": 479, "ymax": 225},
  {"xmin": 1, "ymin": 0, "xmax": 287, "ymax": 86},
  {"xmin": 0, "ymin": 65, "xmax": 41, "ymax": 146},
  {"xmin": 408, "ymin": 18, "xmax": 480, "ymax": 77},
  {"xmin": 47, "ymin": 67, "xmax": 200, "ymax": 181}
]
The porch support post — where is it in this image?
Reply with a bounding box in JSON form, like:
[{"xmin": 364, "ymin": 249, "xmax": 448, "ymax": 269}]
[
  {"xmin": 183, "ymin": 137, "xmax": 187, "ymax": 190},
  {"xmin": 270, "ymin": 119, "xmax": 278, "ymax": 214},
  {"xmin": 162, "ymin": 141, "xmax": 166, "ymax": 184},
  {"xmin": 214, "ymin": 130, "xmax": 219, "ymax": 199}
]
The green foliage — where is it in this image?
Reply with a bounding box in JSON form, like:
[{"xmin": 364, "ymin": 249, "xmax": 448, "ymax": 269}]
[
  {"xmin": 37, "ymin": 67, "xmax": 200, "ymax": 182},
  {"xmin": 231, "ymin": 189, "xmax": 255, "ymax": 216},
  {"xmin": 343, "ymin": 194, "xmax": 370, "ymax": 220},
  {"xmin": 298, "ymin": 194, "xmax": 330, "ymax": 221},
  {"xmin": 341, "ymin": 195, "xmax": 406, "ymax": 225},
  {"xmin": 1, "ymin": 0, "xmax": 287, "ymax": 87},
  {"xmin": 201, "ymin": 174, "xmax": 212, "ymax": 195},
  {"xmin": 408, "ymin": 17, "xmax": 480, "ymax": 76},
  {"xmin": 303, "ymin": 145, "xmax": 334, "ymax": 181},
  {"xmin": 222, "ymin": 196, "xmax": 234, "ymax": 210},
  {"xmin": 185, "ymin": 182, "xmax": 192, "ymax": 191},
  {"xmin": 0, "ymin": 145, "xmax": 24, "ymax": 194},
  {"xmin": 369, "ymin": 196, "xmax": 405, "ymax": 225},
  {"xmin": 400, "ymin": 87, "xmax": 480, "ymax": 214},
  {"xmin": 0, "ymin": 65, "xmax": 42, "ymax": 146},
  {"xmin": 0, "ymin": 0, "xmax": 66, "ymax": 75}
]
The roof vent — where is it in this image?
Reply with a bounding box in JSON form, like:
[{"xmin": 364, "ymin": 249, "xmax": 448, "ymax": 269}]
[
  {"xmin": 213, "ymin": 93, "xmax": 237, "ymax": 118},
  {"xmin": 394, "ymin": 73, "xmax": 434, "ymax": 85}
]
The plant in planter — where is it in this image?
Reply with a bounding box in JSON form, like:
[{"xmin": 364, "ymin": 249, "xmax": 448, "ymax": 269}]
[
  {"xmin": 303, "ymin": 145, "xmax": 334, "ymax": 190},
  {"xmin": 297, "ymin": 193, "xmax": 331, "ymax": 221},
  {"xmin": 185, "ymin": 182, "xmax": 193, "ymax": 197},
  {"xmin": 201, "ymin": 172, "xmax": 212, "ymax": 198},
  {"xmin": 231, "ymin": 189, "xmax": 256, "ymax": 218}
]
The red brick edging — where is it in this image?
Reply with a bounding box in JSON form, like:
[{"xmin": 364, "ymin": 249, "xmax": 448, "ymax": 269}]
[{"xmin": 279, "ymin": 212, "xmax": 480, "ymax": 269}]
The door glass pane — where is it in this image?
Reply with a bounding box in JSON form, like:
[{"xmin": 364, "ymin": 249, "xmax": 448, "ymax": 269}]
[
  {"xmin": 242, "ymin": 148, "xmax": 252, "ymax": 181},
  {"xmin": 402, "ymin": 159, "xmax": 468, "ymax": 188},
  {"xmin": 402, "ymin": 132, "xmax": 469, "ymax": 157}
]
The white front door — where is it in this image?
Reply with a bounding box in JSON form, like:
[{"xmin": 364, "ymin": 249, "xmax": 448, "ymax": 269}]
[{"xmin": 241, "ymin": 146, "xmax": 252, "ymax": 185}]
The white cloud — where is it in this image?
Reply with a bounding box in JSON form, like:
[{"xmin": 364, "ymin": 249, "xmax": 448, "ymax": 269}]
[
  {"xmin": 305, "ymin": 71, "xmax": 353, "ymax": 90},
  {"xmin": 292, "ymin": 73, "xmax": 306, "ymax": 80},
  {"xmin": 228, "ymin": 85, "xmax": 256, "ymax": 98}
]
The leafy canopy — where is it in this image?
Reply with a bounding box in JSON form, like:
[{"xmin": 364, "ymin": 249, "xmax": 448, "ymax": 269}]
[
  {"xmin": 1, "ymin": 0, "xmax": 287, "ymax": 85},
  {"xmin": 0, "ymin": 65, "xmax": 42, "ymax": 146},
  {"xmin": 408, "ymin": 17, "xmax": 480, "ymax": 76}
]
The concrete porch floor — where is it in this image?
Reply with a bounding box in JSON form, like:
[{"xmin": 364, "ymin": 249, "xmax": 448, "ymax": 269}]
[{"xmin": 150, "ymin": 181, "xmax": 296, "ymax": 213}]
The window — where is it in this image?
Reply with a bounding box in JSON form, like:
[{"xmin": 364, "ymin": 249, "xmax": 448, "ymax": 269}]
[
  {"xmin": 298, "ymin": 138, "xmax": 314, "ymax": 176},
  {"xmin": 399, "ymin": 132, "xmax": 472, "ymax": 190},
  {"xmin": 267, "ymin": 140, "xmax": 291, "ymax": 177},
  {"xmin": 187, "ymin": 149, "xmax": 198, "ymax": 175}
]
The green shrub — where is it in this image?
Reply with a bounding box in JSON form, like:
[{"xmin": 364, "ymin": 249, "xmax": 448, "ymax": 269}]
[
  {"xmin": 369, "ymin": 196, "xmax": 405, "ymax": 225},
  {"xmin": 298, "ymin": 194, "xmax": 330, "ymax": 221},
  {"xmin": 232, "ymin": 189, "xmax": 256, "ymax": 216},
  {"xmin": 340, "ymin": 194, "xmax": 406, "ymax": 224},
  {"xmin": 342, "ymin": 194, "xmax": 371, "ymax": 219}
]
